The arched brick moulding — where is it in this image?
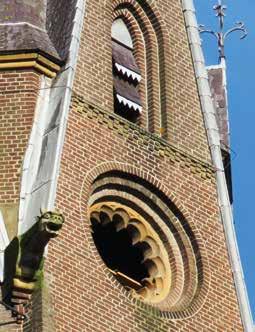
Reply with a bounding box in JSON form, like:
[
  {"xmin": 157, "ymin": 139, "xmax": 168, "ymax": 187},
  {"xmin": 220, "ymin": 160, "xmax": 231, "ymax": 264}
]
[
  {"xmin": 112, "ymin": 0, "xmax": 170, "ymax": 137},
  {"xmin": 113, "ymin": 3, "xmax": 160, "ymax": 132},
  {"xmin": 113, "ymin": 9, "xmax": 148, "ymax": 129},
  {"xmin": 80, "ymin": 161, "xmax": 211, "ymax": 319}
]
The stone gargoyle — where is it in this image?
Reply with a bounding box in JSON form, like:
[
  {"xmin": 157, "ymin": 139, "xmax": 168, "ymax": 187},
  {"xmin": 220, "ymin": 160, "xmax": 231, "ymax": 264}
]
[{"xmin": 2, "ymin": 209, "xmax": 64, "ymax": 323}]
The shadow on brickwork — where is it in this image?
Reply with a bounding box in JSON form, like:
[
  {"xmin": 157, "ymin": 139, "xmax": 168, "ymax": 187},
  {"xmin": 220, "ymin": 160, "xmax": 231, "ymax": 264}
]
[
  {"xmin": 22, "ymin": 280, "xmax": 55, "ymax": 332},
  {"xmin": 134, "ymin": 306, "xmax": 175, "ymax": 332}
]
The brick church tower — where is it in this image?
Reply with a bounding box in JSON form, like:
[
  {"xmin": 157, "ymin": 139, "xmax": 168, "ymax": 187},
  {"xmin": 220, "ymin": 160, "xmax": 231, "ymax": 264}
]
[{"xmin": 0, "ymin": 0, "xmax": 253, "ymax": 331}]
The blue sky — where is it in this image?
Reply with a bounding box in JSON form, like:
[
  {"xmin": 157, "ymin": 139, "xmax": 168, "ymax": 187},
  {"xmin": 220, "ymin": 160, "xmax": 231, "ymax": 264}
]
[{"xmin": 194, "ymin": 0, "xmax": 255, "ymax": 319}]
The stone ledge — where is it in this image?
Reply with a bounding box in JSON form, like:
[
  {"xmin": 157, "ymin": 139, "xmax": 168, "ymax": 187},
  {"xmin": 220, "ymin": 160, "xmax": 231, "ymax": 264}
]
[
  {"xmin": 72, "ymin": 96, "xmax": 215, "ymax": 180},
  {"xmin": 0, "ymin": 53, "xmax": 61, "ymax": 78}
]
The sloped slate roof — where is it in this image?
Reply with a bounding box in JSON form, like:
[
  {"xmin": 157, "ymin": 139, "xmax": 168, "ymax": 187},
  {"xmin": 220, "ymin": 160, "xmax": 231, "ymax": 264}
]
[
  {"xmin": 208, "ymin": 66, "xmax": 229, "ymax": 151},
  {"xmin": 0, "ymin": 0, "xmax": 77, "ymax": 63},
  {"xmin": 208, "ymin": 66, "xmax": 233, "ymax": 203},
  {"xmin": 0, "ymin": 0, "xmax": 45, "ymax": 28},
  {"xmin": 46, "ymin": 0, "xmax": 77, "ymax": 60},
  {"xmin": 0, "ymin": 25, "xmax": 60, "ymax": 60}
]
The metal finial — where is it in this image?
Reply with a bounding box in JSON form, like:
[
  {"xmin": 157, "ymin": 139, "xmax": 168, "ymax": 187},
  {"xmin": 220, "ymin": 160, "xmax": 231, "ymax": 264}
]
[
  {"xmin": 213, "ymin": 3, "xmax": 226, "ymax": 30},
  {"xmin": 199, "ymin": 2, "xmax": 247, "ymax": 62}
]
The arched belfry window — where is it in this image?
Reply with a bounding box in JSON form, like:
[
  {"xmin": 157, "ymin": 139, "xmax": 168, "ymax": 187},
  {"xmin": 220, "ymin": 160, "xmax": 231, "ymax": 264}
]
[{"xmin": 112, "ymin": 19, "xmax": 142, "ymax": 122}]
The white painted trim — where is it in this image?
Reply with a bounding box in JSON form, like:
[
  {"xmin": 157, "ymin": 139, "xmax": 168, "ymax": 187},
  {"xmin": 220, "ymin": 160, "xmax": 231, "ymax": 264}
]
[
  {"xmin": 0, "ymin": 211, "xmax": 9, "ymax": 282},
  {"xmin": 0, "ymin": 22, "xmax": 46, "ymax": 33},
  {"xmin": 0, "ymin": 212, "xmax": 9, "ymax": 249},
  {"xmin": 206, "ymin": 64, "xmax": 222, "ymax": 70},
  {"xmin": 114, "ymin": 63, "xmax": 141, "ymax": 82},
  {"xmin": 47, "ymin": 0, "xmax": 87, "ymax": 208},
  {"xmin": 18, "ymin": 77, "xmax": 51, "ymax": 233},
  {"xmin": 116, "ymin": 94, "xmax": 142, "ymax": 113},
  {"xmin": 18, "ymin": 1, "xmax": 87, "ymax": 235},
  {"xmin": 181, "ymin": 1, "xmax": 254, "ymax": 330}
]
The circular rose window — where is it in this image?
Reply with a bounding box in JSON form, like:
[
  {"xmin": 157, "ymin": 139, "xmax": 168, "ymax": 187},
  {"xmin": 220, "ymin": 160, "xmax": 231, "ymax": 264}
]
[
  {"xmin": 88, "ymin": 171, "xmax": 207, "ymax": 316},
  {"xmin": 90, "ymin": 203, "xmax": 171, "ymax": 303}
]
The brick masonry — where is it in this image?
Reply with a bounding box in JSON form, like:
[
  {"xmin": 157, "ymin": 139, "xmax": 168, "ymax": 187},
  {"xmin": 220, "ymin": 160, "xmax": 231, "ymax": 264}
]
[
  {"xmin": 44, "ymin": 0, "xmax": 243, "ymax": 330},
  {"xmin": 0, "ymin": 0, "xmax": 245, "ymax": 331},
  {"xmin": 45, "ymin": 100, "xmax": 243, "ymax": 331},
  {"xmin": 0, "ymin": 69, "xmax": 40, "ymax": 329},
  {"xmin": 0, "ymin": 70, "xmax": 40, "ymax": 240}
]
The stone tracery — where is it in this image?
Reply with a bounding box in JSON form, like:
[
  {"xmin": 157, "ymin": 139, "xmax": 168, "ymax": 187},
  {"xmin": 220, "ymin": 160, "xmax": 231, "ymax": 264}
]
[
  {"xmin": 90, "ymin": 203, "xmax": 171, "ymax": 303},
  {"xmin": 88, "ymin": 170, "xmax": 207, "ymax": 314}
]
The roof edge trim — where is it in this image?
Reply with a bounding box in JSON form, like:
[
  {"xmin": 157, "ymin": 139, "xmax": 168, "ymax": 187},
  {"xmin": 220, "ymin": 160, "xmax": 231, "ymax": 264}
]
[{"xmin": 181, "ymin": 1, "xmax": 254, "ymax": 331}]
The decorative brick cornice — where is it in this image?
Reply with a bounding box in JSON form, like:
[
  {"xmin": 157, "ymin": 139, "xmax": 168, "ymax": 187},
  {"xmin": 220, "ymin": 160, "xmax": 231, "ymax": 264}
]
[
  {"xmin": 0, "ymin": 53, "xmax": 60, "ymax": 78},
  {"xmin": 72, "ymin": 96, "xmax": 215, "ymax": 180}
]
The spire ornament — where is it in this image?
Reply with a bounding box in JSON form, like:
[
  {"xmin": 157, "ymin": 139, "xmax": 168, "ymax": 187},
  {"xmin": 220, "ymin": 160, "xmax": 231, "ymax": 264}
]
[{"xmin": 199, "ymin": 1, "xmax": 247, "ymax": 62}]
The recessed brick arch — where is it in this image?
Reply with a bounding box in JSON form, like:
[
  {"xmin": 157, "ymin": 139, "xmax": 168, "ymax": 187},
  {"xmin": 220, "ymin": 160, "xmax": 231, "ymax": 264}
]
[
  {"xmin": 113, "ymin": 10, "xmax": 148, "ymax": 128},
  {"xmin": 113, "ymin": 3, "xmax": 160, "ymax": 133},
  {"xmin": 80, "ymin": 161, "xmax": 211, "ymax": 319},
  {"xmin": 112, "ymin": 0, "xmax": 170, "ymax": 138}
]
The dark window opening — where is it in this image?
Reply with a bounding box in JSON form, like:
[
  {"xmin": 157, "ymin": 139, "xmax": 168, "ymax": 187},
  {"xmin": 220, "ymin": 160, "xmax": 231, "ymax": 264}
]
[
  {"xmin": 222, "ymin": 149, "xmax": 233, "ymax": 204},
  {"xmin": 91, "ymin": 217, "xmax": 149, "ymax": 290},
  {"xmin": 112, "ymin": 19, "xmax": 142, "ymax": 123},
  {"xmin": 114, "ymin": 93, "xmax": 140, "ymax": 123}
]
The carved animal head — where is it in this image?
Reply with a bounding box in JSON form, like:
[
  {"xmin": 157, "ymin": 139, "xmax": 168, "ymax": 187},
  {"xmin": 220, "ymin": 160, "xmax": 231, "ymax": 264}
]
[{"xmin": 39, "ymin": 209, "xmax": 64, "ymax": 237}]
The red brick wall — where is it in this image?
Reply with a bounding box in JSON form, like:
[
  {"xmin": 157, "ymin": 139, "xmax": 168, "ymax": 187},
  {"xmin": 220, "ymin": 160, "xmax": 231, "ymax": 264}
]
[
  {"xmin": 73, "ymin": 0, "xmax": 211, "ymax": 163},
  {"xmin": 42, "ymin": 0, "xmax": 243, "ymax": 331},
  {"xmin": 0, "ymin": 0, "xmax": 244, "ymax": 331},
  {"xmin": 0, "ymin": 70, "xmax": 40, "ymax": 206},
  {"xmin": 44, "ymin": 101, "xmax": 243, "ymax": 331},
  {"xmin": 0, "ymin": 70, "xmax": 40, "ymax": 330}
]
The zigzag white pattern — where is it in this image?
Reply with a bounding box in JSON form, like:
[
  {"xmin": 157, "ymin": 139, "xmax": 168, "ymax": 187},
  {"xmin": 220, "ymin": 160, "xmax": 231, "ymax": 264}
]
[
  {"xmin": 116, "ymin": 94, "xmax": 142, "ymax": 113},
  {"xmin": 115, "ymin": 63, "xmax": 141, "ymax": 82}
]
